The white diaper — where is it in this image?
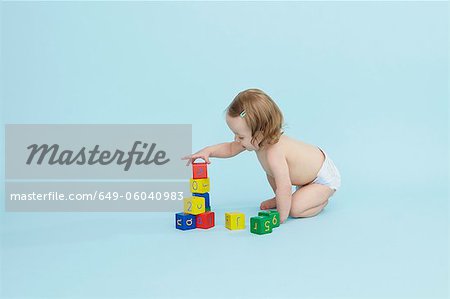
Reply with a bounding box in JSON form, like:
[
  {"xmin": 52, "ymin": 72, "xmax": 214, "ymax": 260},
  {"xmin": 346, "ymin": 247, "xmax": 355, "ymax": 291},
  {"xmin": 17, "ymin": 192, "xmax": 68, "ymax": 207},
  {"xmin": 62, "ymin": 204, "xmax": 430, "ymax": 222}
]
[
  {"xmin": 313, "ymin": 147, "xmax": 341, "ymax": 191},
  {"xmin": 297, "ymin": 147, "xmax": 341, "ymax": 192}
]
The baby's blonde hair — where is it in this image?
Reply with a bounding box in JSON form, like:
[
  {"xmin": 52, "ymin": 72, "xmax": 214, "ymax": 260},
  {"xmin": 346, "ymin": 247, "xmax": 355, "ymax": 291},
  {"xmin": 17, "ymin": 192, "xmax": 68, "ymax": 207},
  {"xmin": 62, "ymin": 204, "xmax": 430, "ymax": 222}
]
[{"xmin": 227, "ymin": 88, "xmax": 284, "ymax": 148}]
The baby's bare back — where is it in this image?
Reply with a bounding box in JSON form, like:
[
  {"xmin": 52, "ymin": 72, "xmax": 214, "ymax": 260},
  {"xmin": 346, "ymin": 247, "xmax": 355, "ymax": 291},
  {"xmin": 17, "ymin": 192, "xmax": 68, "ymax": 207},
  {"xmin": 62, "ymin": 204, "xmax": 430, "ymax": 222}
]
[{"xmin": 257, "ymin": 135, "xmax": 324, "ymax": 186}]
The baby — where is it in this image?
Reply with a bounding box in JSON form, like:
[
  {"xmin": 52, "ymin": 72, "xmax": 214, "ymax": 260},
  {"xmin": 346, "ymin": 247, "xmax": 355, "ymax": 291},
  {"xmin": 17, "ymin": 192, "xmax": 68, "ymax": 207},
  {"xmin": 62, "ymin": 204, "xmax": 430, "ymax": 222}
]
[{"xmin": 182, "ymin": 88, "xmax": 341, "ymax": 224}]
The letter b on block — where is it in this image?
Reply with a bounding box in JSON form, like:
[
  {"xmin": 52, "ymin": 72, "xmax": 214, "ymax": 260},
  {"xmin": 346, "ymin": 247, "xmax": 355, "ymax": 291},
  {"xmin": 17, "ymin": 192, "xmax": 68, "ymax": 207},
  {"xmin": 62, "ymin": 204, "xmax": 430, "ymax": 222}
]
[
  {"xmin": 190, "ymin": 178, "xmax": 210, "ymax": 193},
  {"xmin": 184, "ymin": 196, "xmax": 205, "ymax": 215},
  {"xmin": 225, "ymin": 212, "xmax": 245, "ymax": 230},
  {"xmin": 192, "ymin": 162, "xmax": 208, "ymax": 179}
]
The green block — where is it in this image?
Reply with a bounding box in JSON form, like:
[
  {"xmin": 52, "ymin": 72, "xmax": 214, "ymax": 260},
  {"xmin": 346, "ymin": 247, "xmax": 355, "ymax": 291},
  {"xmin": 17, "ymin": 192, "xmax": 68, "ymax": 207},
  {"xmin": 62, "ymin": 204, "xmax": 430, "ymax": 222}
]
[
  {"xmin": 205, "ymin": 206, "xmax": 211, "ymax": 212},
  {"xmin": 250, "ymin": 216, "xmax": 272, "ymax": 235},
  {"xmin": 258, "ymin": 210, "xmax": 280, "ymax": 228}
]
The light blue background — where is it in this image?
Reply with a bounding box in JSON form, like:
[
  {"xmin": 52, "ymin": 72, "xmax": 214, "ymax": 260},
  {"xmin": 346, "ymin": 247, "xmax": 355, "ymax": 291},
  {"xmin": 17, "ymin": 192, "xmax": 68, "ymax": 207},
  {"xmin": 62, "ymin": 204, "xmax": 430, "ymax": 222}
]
[{"xmin": 1, "ymin": 1, "xmax": 448, "ymax": 298}]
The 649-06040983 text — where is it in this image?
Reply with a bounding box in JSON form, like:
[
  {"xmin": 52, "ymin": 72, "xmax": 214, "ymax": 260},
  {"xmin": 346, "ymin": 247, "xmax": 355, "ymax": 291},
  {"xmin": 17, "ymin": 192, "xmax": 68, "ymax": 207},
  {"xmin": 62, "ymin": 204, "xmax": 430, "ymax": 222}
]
[{"xmin": 9, "ymin": 191, "xmax": 185, "ymax": 201}]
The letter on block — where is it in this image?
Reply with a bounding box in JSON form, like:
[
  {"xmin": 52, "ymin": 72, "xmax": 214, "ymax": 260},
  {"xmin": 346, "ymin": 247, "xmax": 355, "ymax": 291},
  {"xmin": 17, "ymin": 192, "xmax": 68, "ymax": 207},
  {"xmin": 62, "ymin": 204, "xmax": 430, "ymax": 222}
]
[
  {"xmin": 175, "ymin": 213, "xmax": 196, "ymax": 230},
  {"xmin": 183, "ymin": 196, "xmax": 205, "ymax": 215},
  {"xmin": 250, "ymin": 216, "xmax": 273, "ymax": 235},
  {"xmin": 192, "ymin": 162, "xmax": 208, "ymax": 179},
  {"xmin": 193, "ymin": 192, "xmax": 210, "ymax": 210},
  {"xmin": 258, "ymin": 210, "xmax": 280, "ymax": 228},
  {"xmin": 196, "ymin": 211, "xmax": 215, "ymax": 229},
  {"xmin": 190, "ymin": 178, "xmax": 210, "ymax": 193},
  {"xmin": 225, "ymin": 212, "xmax": 245, "ymax": 230}
]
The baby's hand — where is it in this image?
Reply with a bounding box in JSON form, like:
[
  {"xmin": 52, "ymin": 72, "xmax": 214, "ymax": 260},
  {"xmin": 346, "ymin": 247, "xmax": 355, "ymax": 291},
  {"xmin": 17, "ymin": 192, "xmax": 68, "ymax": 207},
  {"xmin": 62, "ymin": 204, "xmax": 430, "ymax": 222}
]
[{"xmin": 181, "ymin": 149, "xmax": 211, "ymax": 166}]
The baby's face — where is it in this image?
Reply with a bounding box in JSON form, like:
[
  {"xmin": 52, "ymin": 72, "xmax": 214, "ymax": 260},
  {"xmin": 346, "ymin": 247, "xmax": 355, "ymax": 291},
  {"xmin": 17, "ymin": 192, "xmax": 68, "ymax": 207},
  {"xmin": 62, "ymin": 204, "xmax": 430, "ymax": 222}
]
[{"xmin": 226, "ymin": 114, "xmax": 259, "ymax": 151}]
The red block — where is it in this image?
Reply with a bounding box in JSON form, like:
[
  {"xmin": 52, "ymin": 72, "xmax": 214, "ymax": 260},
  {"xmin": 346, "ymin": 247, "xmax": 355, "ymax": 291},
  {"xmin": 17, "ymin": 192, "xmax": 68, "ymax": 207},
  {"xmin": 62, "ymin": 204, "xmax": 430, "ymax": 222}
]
[
  {"xmin": 192, "ymin": 162, "xmax": 208, "ymax": 179},
  {"xmin": 196, "ymin": 211, "xmax": 215, "ymax": 229}
]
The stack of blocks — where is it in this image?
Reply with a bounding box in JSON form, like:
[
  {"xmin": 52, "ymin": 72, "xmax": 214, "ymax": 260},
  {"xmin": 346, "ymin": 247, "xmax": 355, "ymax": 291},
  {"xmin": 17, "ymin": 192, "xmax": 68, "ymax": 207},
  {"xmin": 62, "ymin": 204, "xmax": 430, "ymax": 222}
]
[
  {"xmin": 175, "ymin": 161, "xmax": 215, "ymax": 230},
  {"xmin": 250, "ymin": 210, "xmax": 280, "ymax": 235}
]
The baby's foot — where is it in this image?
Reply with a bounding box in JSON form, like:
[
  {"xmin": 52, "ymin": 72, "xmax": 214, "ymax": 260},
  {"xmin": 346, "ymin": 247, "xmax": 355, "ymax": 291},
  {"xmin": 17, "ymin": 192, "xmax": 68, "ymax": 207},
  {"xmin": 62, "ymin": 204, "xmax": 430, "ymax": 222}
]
[{"xmin": 260, "ymin": 198, "xmax": 276, "ymax": 210}]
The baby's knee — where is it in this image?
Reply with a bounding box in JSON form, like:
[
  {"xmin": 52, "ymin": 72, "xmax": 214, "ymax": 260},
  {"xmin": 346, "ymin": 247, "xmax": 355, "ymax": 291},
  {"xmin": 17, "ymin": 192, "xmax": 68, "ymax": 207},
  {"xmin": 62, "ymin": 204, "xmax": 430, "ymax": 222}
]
[{"xmin": 291, "ymin": 208, "xmax": 322, "ymax": 218}]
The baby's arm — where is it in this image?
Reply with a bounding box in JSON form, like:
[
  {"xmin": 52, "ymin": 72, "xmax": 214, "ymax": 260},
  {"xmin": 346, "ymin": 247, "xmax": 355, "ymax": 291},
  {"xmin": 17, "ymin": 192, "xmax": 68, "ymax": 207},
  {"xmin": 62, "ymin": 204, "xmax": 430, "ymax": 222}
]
[
  {"xmin": 207, "ymin": 142, "xmax": 245, "ymax": 159},
  {"xmin": 266, "ymin": 147, "xmax": 292, "ymax": 223},
  {"xmin": 182, "ymin": 141, "xmax": 245, "ymax": 165},
  {"xmin": 266, "ymin": 174, "xmax": 276, "ymax": 193}
]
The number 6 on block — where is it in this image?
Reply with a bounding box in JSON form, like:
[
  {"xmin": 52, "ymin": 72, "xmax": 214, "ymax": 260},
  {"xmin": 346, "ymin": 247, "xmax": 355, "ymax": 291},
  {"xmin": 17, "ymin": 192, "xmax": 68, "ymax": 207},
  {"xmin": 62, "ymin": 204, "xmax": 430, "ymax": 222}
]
[{"xmin": 258, "ymin": 210, "xmax": 280, "ymax": 228}]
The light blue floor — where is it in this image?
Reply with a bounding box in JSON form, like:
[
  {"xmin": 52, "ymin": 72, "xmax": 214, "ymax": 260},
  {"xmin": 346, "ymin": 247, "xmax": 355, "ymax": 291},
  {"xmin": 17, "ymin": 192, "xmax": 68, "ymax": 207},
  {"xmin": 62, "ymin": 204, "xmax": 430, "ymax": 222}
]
[
  {"xmin": 1, "ymin": 1, "xmax": 448, "ymax": 298},
  {"xmin": 1, "ymin": 194, "xmax": 448, "ymax": 299}
]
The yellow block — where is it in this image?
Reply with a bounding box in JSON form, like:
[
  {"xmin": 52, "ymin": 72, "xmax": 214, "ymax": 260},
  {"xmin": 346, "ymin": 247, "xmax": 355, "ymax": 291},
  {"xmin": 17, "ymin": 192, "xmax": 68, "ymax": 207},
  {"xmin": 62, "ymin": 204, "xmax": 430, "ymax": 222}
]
[
  {"xmin": 183, "ymin": 196, "xmax": 205, "ymax": 215},
  {"xmin": 190, "ymin": 178, "xmax": 210, "ymax": 193},
  {"xmin": 225, "ymin": 212, "xmax": 245, "ymax": 230}
]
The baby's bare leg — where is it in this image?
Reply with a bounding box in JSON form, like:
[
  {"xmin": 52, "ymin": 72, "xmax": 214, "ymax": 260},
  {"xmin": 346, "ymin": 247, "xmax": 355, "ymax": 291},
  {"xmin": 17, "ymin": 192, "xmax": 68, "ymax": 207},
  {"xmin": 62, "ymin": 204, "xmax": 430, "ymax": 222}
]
[{"xmin": 290, "ymin": 184, "xmax": 334, "ymax": 218}]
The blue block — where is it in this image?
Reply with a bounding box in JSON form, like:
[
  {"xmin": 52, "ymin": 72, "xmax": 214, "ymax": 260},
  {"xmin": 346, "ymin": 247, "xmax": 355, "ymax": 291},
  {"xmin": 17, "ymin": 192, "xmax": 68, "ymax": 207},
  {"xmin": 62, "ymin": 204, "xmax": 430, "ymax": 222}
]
[
  {"xmin": 175, "ymin": 212, "xmax": 196, "ymax": 230},
  {"xmin": 193, "ymin": 192, "xmax": 210, "ymax": 209}
]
